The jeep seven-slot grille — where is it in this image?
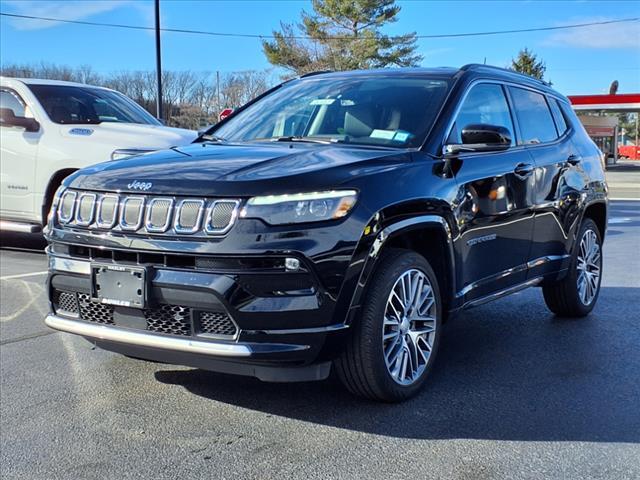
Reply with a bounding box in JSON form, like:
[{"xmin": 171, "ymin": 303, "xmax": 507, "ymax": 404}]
[
  {"xmin": 57, "ymin": 190, "xmax": 240, "ymax": 236},
  {"xmin": 52, "ymin": 290, "xmax": 238, "ymax": 338}
]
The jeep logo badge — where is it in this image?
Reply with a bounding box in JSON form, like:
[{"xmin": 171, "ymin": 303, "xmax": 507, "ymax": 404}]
[{"xmin": 127, "ymin": 180, "xmax": 152, "ymax": 191}]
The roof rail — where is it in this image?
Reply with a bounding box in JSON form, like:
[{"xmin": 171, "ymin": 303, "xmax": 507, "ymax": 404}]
[
  {"xmin": 299, "ymin": 70, "xmax": 333, "ymax": 78},
  {"xmin": 461, "ymin": 64, "xmax": 551, "ymax": 86}
]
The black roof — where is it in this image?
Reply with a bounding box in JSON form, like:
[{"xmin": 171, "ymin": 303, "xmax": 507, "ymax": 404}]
[{"xmin": 297, "ymin": 64, "xmax": 565, "ymax": 100}]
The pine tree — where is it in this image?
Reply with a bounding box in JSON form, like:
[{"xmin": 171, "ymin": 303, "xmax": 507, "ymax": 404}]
[
  {"xmin": 262, "ymin": 0, "xmax": 422, "ymax": 75},
  {"xmin": 510, "ymin": 48, "xmax": 547, "ymax": 80}
]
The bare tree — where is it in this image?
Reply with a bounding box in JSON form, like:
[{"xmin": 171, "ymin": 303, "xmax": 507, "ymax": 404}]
[{"xmin": 0, "ymin": 62, "xmax": 274, "ymax": 129}]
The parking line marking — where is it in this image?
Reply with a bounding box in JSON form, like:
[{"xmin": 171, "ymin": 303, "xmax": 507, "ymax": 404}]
[
  {"xmin": 610, "ymin": 197, "xmax": 640, "ymax": 201},
  {"xmin": 0, "ymin": 270, "xmax": 48, "ymax": 280}
]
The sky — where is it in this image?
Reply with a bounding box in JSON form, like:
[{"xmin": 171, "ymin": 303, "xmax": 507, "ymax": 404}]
[{"xmin": 0, "ymin": 0, "xmax": 639, "ymax": 95}]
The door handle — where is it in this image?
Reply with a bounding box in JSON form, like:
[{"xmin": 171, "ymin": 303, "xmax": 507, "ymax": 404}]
[
  {"xmin": 567, "ymin": 154, "xmax": 582, "ymax": 165},
  {"xmin": 514, "ymin": 163, "xmax": 534, "ymax": 177}
]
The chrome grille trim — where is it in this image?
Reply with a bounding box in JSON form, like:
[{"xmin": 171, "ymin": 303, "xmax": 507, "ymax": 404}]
[
  {"xmin": 145, "ymin": 198, "xmax": 174, "ymax": 233},
  {"xmin": 119, "ymin": 196, "xmax": 146, "ymax": 231},
  {"xmin": 174, "ymin": 199, "xmax": 205, "ymax": 234},
  {"xmin": 56, "ymin": 190, "xmax": 240, "ymax": 236},
  {"xmin": 75, "ymin": 192, "xmax": 97, "ymax": 226},
  {"xmin": 58, "ymin": 191, "xmax": 77, "ymax": 224},
  {"xmin": 205, "ymin": 199, "xmax": 241, "ymax": 235},
  {"xmin": 95, "ymin": 194, "xmax": 119, "ymax": 229}
]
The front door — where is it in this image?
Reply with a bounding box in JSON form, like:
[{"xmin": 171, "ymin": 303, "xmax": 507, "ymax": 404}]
[
  {"xmin": 448, "ymin": 83, "xmax": 536, "ymax": 303},
  {"xmin": 0, "ymin": 88, "xmax": 40, "ymax": 221}
]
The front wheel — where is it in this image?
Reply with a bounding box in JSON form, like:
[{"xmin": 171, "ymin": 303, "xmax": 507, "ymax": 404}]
[
  {"xmin": 542, "ymin": 218, "xmax": 603, "ymax": 317},
  {"xmin": 335, "ymin": 249, "xmax": 442, "ymax": 402}
]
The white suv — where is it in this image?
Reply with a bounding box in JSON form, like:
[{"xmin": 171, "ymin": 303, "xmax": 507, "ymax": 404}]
[{"xmin": 0, "ymin": 77, "xmax": 197, "ymax": 233}]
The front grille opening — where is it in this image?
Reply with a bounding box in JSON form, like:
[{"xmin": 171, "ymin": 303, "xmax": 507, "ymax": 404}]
[
  {"xmin": 78, "ymin": 293, "xmax": 114, "ymax": 324},
  {"xmin": 112, "ymin": 250, "xmax": 138, "ymax": 264},
  {"xmin": 92, "ymin": 248, "xmax": 112, "ymax": 260},
  {"xmin": 194, "ymin": 257, "xmax": 288, "ymax": 271},
  {"xmin": 165, "ymin": 255, "xmax": 196, "ymax": 269},
  {"xmin": 196, "ymin": 311, "xmax": 238, "ymax": 338},
  {"xmin": 52, "ymin": 290, "xmax": 238, "ymax": 340},
  {"xmin": 138, "ymin": 252, "xmax": 164, "ymax": 265},
  {"xmin": 145, "ymin": 304, "xmax": 191, "ymax": 336},
  {"xmin": 53, "ymin": 290, "xmax": 79, "ymax": 317}
]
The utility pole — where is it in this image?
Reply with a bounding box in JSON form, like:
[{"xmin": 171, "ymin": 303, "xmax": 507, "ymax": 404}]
[
  {"xmin": 154, "ymin": 0, "xmax": 163, "ymax": 121},
  {"xmin": 216, "ymin": 70, "xmax": 221, "ymax": 113}
]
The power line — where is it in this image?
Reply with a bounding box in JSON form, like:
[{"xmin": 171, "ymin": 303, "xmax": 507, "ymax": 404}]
[{"xmin": 1, "ymin": 12, "xmax": 638, "ymax": 40}]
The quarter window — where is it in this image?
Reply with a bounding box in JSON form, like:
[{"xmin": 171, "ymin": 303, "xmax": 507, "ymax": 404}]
[
  {"xmin": 548, "ymin": 98, "xmax": 569, "ymax": 136},
  {"xmin": 509, "ymin": 87, "xmax": 557, "ymax": 144},
  {"xmin": 0, "ymin": 89, "xmax": 26, "ymax": 117},
  {"xmin": 447, "ymin": 84, "xmax": 514, "ymax": 145}
]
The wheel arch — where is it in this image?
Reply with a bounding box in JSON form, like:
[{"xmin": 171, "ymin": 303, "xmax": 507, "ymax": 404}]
[
  {"xmin": 41, "ymin": 168, "xmax": 77, "ymax": 225},
  {"xmin": 342, "ymin": 213, "xmax": 457, "ymax": 326},
  {"xmin": 582, "ymin": 200, "xmax": 607, "ymax": 240}
]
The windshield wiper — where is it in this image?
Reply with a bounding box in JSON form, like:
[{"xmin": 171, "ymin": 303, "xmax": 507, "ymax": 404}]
[{"xmin": 267, "ymin": 136, "xmax": 336, "ymax": 144}]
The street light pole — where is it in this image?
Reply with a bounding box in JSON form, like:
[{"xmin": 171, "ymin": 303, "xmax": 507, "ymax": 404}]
[{"xmin": 154, "ymin": 0, "xmax": 163, "ymax": 121}]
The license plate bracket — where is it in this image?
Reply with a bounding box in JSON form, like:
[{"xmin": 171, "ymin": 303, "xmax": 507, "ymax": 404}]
[{"xmin": 92, "ymin": 264, "xmax": 147, "ymax": 309}]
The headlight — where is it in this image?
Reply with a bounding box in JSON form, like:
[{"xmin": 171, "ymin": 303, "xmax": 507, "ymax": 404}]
[
  {"xmin": 111, "ymin": 149, "xmax": 155, "ymax": 161},
  {"xmin": 241, "ymin": 190, "xmax": 358, "ymax": 225}
]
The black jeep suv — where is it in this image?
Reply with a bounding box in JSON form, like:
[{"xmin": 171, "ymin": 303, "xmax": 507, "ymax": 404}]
[{"xmin": 45, "ymin": 65, "xmax": 607, "ymax": 402}]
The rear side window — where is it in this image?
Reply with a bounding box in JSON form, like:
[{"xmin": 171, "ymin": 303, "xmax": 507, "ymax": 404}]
[
  {"xmin": 548, "ymin": 98, "xmax": 568, "ymax": 136},
  {"xmin": 509, "ymin": 87, "xmax": 557, "ymax": 144},
  {"xmin": 447, "ymin": 83, "xmax": 514, "ymax": 145}
]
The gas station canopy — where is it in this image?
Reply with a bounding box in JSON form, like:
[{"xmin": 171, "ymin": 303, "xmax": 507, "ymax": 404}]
[{"xmin": 568, "ymin": 93, "xmax": 640, "ymax": 112}]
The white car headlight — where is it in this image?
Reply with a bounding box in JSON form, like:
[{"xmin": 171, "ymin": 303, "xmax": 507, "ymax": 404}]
[{"xmin": 241, "ymin": 190, "xmax": 358, "ymax": 225}]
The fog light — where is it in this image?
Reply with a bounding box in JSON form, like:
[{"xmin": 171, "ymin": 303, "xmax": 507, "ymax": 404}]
[{"xmin": 285, "ymin": 257, "xmax": 300, "ymax": 271}]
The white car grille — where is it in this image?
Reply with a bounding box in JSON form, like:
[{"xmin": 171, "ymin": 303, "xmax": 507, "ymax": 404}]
[{"xmin": 57, "ymin": 190, "xmax": 240, "ymax": 236}]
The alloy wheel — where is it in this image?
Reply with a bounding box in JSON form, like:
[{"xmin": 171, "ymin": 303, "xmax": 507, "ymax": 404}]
[
  {"xmin": 576, "ymin": 228, "xmax": 601, "ymax": 306},
  {"xmin": 382, "ymin": 268, "xmax": 437, "ymax": 385}
]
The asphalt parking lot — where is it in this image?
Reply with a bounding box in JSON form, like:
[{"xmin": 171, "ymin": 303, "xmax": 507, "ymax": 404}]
[{"xmin": 1, "ymin": 197, "xmax": 639, "ymax": 480}]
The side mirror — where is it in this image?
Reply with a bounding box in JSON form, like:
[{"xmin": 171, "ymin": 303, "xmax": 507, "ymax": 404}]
[
  {"xmin": 0, "ymin": 108, "xmax": 40, "ymax": 132},
  {"xmin": 446, "ymin": 124, "xmax": 511, "ymax": 154}
]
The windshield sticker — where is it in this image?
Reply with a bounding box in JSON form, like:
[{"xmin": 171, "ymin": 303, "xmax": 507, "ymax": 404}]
[
  {"xmin": 393, "ymin": 131, "xmax": 410, "ymax": 142},
  {"xmin": 310, "ymin": 99, "xmax": 336, "ymax": 106},
  {"xmin": 370, "ymin": 129, "xmax": 396, "ymax": 140}
]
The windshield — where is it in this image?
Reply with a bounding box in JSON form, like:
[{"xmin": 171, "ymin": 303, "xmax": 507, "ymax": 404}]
[
  {"xmin": 28, "ymin": 84, "xmax": 160, "ymax": 126},
  {"xmin": 212, "ymin": 76, "xmax": 451, "ymax": 148}
]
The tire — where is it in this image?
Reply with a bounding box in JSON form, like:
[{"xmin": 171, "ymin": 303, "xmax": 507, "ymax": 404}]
[
  {"xmin": 542, "ymin": 218, "xmax": 603, "ymax": 317},
  {"xmin": 335, "ymin": 248, "xmax": 442, "ymax": 402}
]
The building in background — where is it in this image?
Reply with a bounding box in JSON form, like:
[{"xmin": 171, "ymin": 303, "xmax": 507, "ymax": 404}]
[{"xmin": 569, "ymin": 93, "xmax": 640, "ymax": 164}]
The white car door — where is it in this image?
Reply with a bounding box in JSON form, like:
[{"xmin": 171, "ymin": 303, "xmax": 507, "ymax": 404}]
[{"xmin": 0, "ymin": 88, "xmax": 40, "ymax": 221}]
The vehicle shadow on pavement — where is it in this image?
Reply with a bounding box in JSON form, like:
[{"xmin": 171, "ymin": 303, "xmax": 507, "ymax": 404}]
[{"xmin": 155, "ymin": 286, "xmax": 640, "ymax": 443}]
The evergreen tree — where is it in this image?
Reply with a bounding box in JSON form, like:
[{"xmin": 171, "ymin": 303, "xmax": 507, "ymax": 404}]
[
  {"xmin": 262, "ymin": 0, "xmax": 422, "ymax": 75},
  {"xmin": 510, "ymin": 47, "xmax": 547, "ymax": 80}
]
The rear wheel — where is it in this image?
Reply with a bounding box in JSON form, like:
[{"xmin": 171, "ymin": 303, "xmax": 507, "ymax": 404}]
[
  {"xmin": 542, "ymin": 218, "xmax": 603, "ymax": 317},
  {"xmin": 335, "ymin": 249, "xmax": 442, "ymax": 402}
]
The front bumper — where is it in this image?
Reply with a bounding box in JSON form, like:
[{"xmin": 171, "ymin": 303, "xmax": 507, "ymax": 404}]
[
  {"xmin": 45, "ymin": 313, "xmax": 333, "ymax": 381},
  {"xmin": 46, "ymin": 249, "xmax": 351, "ymax": 381}
]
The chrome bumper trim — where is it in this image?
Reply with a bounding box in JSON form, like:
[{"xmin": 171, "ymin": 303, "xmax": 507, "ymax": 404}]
[
  {"xmin": 45, "ymin": 314, "xmax": 252, "ymax": 357},
  {"xmin": 49, "ymin": 256, "xmax": 91, "ymax": 275}
]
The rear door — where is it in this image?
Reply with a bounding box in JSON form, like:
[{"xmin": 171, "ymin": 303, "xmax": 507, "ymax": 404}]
[
  {"xmin": 507, "ymin": 87, "xmax": 585, "ymax": 279},
  {"xmin": 448, "ymin": 82, "xmax": 536, "ymax": 303}
]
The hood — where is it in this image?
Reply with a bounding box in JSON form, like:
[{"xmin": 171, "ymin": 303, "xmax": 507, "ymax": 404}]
[
  {"xmin": 66, "ymin": 142, "xmax": 411, "ymax": 196},
  {"xmin": 59, "ymin": 122, "xmax": 198, "ymax": 149}
]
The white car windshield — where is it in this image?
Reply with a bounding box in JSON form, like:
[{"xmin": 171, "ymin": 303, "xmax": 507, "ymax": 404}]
[
  {"xmin": 28, "ymin": 84, "xmax": 160, "ymax": 126},
  {"xmin": 212, "ymin": 75, "xmax": 451, "ymax": 148}
]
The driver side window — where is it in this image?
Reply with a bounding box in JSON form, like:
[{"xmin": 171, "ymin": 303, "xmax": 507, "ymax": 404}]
[
  {"xmin": 448, "ymin": 84, "xmax": 514, "ymax": 145},
  {"xmin": 0, "ymin": 89, "xmax": 26, "ymax": 118}
]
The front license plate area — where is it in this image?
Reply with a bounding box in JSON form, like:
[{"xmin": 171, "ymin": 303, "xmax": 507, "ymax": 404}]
[{"xmin": 92, "ymin": 264, "xmax": 146, "ymax": 309}]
